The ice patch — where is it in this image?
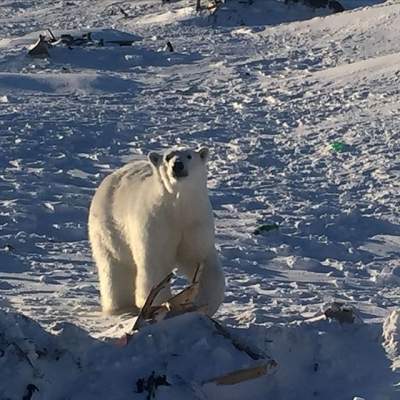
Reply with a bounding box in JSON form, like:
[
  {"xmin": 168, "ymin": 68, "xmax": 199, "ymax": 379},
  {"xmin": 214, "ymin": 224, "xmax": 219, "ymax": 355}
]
[
  {"xmin": 286, "ymin": 255, "xmax": 332, "ymax": 272},
  {"xmin": 373, "ymin": 265, "xmax": 400, "ymax": 287},
  {"xmin": 359, "ymin": 235, "xmax": 400, "ymax": 259}
]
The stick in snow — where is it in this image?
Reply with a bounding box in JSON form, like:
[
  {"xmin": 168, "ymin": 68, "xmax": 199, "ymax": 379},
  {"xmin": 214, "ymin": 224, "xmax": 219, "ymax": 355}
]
[
  {"xmin": 47, "ymin": 29, "xmax": 57, "ymax": 42},
  {"xmin": 203, "ymin": 361, "xmax": 277, "ymax": 385},
  {"xmin": 130, "ymin": 272, "xmax": 174, "ymax": 333},
  {"xmin": 210, "ymin": 318, "xmax": 267, "ymax": 361},
  {"xmin": 167, "ymin": 264, "xmax": 202, "ymax": 309}
]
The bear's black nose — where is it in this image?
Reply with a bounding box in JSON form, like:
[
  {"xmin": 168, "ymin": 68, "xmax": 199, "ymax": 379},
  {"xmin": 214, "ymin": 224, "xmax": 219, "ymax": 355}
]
[
  {"xmin": 173, "ymin": 160, "xmax": 184, "ymax": 173},
  {"xmin": 172, "ymin": 160, "xmax": 187, "ymax": 178}
]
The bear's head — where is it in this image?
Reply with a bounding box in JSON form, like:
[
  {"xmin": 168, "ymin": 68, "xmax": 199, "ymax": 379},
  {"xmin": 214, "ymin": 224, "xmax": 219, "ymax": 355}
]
[{"xmin": 148, "ymin": 147, "xmax": 209, "ymax": 194}]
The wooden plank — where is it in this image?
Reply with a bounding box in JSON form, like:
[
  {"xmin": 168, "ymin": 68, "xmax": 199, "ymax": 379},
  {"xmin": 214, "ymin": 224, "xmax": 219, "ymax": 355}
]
[{"xmin": 204, "ymin": 360, "xmax": 277, "ymax": 385}]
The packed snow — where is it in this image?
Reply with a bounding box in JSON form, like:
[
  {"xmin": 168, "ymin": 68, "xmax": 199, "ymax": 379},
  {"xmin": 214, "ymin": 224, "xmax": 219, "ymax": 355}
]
[{"xmin": 0, "ymin": 0, "xmax": 399, "ymax": 398}]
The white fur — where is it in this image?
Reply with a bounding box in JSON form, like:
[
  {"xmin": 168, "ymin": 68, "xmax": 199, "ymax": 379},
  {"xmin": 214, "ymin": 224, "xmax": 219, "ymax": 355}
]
[{"xmin": 88, "ymin": 147, "xmax": 225, "ymax": 316}]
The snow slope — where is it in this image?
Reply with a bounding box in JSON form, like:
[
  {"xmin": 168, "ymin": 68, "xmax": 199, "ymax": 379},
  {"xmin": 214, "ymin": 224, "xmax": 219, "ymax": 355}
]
[
  {"xmin": 1, "ymin": 310, "xmax": 397, "ymax": 400},
  {"xmin": 0, "ymin": 0, "xmax": 400, "ymax": 398}
]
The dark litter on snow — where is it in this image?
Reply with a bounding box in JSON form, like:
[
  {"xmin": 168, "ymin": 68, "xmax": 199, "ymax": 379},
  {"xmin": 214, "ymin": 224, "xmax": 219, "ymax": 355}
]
[
  {"xmin": 254, "ymin": 223, "xmax": 279, "ymax": 235},
  {"xmin": 324, "ymin": 302, "xmax": 358, "ymax": 324},
  {"xmin": 28, "ymin": 28, "xmax": 139, "ymax": 58}
]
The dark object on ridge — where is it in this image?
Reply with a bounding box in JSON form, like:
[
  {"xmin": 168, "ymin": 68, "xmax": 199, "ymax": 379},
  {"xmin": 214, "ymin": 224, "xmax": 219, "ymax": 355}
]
[
  {"xmin": 107, "ymin": 39, "xmax": 135, "ymax": 46},
  {"xmin": 328, "ymin": 0, "xmax": 345, "ymax": 12},
  {"xmin": 286, "ymin": 0, "xmax": 344, "ymax": 13},
  {"xmin": 22, "ymin": 384, "xmax": 39, "ymax": 400},
  {"xmin": 59, "ymin": 33, "xmax": 92, "ymax": 46},
  {"xmin": 253, "ymin": 223, "xmax": 279, "ymax": 235},
  {"xmin": 324, "ymin": 302, "xmax": 355, "ymax": 324},
  {"xmin": 306, "ymin": 0, "xmax": 328, "ymax": 7},
  {"xmin": 136, "ymin": 372, "xmax": 170, "ymax": 399},
  {"xmin": 119, "ymin": 6, "xmax": 130, "ymax": 18},
  {"xmin": 166, "ymin": 41, "xmax": 174, "ymax": 52},
  {"xmin": 27, "ymin": 29, "xmax": 137, "ymax": 58}
]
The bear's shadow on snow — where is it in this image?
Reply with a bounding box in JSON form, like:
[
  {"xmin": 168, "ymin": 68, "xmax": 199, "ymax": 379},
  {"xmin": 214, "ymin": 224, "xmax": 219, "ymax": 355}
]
[
  {"xmin": 0, "ymin": 72, "xmax": 140, "ymax": 95},
  {"xmin": 49, "ymin": 46, "xmax": 203, "ymax": 72}
]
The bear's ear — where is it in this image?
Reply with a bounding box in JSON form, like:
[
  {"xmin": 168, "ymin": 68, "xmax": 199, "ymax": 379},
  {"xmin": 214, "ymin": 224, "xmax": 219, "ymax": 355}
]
[
  {"xmin": 148, "ymin": 152, "xmax": 162, "ymax": 167},
  {"xmin": 197, "ymin": 147, "xmax": 209, "ymax": 163}
]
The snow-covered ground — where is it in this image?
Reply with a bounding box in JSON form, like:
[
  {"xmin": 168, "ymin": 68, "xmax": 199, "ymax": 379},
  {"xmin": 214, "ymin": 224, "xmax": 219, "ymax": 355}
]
[{"xmin": 1, "ymin": 0, "xmax": 400, "ymax": 398}]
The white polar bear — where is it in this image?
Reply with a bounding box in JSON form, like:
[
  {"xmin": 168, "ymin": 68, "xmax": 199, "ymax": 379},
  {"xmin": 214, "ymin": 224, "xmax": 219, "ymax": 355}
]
[{"xmin": 88, "ymin": 146, "xmax": 225, "ymax": 316}]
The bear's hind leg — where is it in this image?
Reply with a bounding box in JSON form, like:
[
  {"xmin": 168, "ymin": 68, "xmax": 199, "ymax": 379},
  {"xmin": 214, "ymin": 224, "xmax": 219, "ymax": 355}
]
[
  {"xmin": 95, "ymin": 251, "xmax": 137, "ymax": 315},
  {"xmin": 198, "ymin": 251, "xmax": 225, "ymax": 316},
  {"xmin": 178, "ymin": 251, "xmax": 225, "ymax": 316}
]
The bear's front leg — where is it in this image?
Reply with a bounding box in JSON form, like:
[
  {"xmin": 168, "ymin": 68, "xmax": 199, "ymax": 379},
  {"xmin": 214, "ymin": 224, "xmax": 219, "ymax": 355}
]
[
  {"xmin": 134, "ymin": 251, "xmax": 174, "ymax": 309},
  {"xmin": 94, "ymin": 248, "xmax": 138, "ymax": 315}
]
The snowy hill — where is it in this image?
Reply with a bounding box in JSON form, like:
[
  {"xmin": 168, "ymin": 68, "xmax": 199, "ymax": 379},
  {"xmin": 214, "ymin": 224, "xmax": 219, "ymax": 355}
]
[{"xmin": 0, "ymin": 0, "xmax": 400, "ymax": 398}]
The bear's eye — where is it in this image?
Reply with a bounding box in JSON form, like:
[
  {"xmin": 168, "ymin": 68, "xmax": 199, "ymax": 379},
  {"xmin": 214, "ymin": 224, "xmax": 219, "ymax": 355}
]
[{"xmin": 187, "ymin": 155, "xmax": 192, "ymax": 160}]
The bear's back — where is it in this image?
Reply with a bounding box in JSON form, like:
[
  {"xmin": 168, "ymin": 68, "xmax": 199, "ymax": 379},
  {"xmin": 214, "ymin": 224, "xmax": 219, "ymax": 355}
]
[
  {"xmin": 90, "ymin": 160, "xmax": 154, "ymax": 221},
  {"xmin": 120, "ymin": 159, "xmax": 153, "ymax": 183}
]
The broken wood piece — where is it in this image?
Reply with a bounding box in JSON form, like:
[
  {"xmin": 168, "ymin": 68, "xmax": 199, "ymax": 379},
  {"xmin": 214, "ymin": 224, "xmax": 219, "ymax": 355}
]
[
  {"xmin": 210, "ymin": 318, "xmax": 266, "ymax": 360},
  {"xmin": 126, "ymin": 266, "xmax": 206, "ymax": 341},
  {"xmin": 159, "ymin": 264, "xmax": 203, "ymax": 312},
  {"xmin": 28, "ymin": 35, "xmax": 49, "ymax": 58},
  {"xmin": 47, "ymin": 29, "xmax": 57, "ymax": 42},
  {"xmin": 303, "ymin": 314, "xmax": 327, "ymax": 324},
  {"xmin": 168, "ymin": 282, "xmax": 199, "ymax": 309},
  {"xmin": 130, "ymin": 272, "xmax": 174, "ymax": 333},
  {"xmin": 162, "ymin": 264, "xmax": 205, "ymax": 313},
  {"xmin": 204, "ymin": 360, "xmax": 277, "ymax": 386},
  {"xmin": 168, "ymin": 270, "xmax": 201, "ymax": 308},
  {"xmin": 136, "ymin": 276, "xmax": 204, "ymax": 324}
]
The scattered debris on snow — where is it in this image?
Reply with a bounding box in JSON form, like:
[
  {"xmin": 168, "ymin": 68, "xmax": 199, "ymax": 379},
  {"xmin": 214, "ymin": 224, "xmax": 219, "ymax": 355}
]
[{"xmin": 0, "ymin": 0, "xmax": 399, "ymax": 398}]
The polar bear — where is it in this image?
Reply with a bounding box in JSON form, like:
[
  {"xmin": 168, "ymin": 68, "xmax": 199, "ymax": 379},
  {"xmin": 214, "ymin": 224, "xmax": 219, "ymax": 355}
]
[{"xmin": 88, "ymin": 146, "xmax": 225, "ymax": 316}]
